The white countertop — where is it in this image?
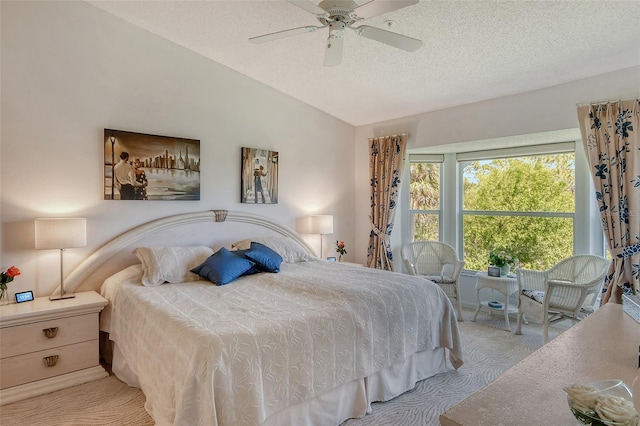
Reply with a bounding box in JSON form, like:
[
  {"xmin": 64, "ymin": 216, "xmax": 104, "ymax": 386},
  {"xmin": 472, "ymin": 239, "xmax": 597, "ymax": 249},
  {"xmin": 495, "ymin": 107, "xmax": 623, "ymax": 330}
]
[{"xmin": 440, "ymin": 303, "xmax": 640, "ymax": 425}]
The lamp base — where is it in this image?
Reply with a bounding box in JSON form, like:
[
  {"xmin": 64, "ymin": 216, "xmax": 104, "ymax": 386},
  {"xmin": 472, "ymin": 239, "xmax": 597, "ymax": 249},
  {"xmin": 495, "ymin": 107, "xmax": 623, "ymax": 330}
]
[{"xmin": 49, "ymin": 293, "xmax": 75, "ymax": 301}]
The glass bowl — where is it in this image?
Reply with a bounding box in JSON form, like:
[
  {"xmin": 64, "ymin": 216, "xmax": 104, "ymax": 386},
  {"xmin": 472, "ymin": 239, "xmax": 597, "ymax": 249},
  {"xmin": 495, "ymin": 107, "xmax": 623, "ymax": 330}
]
[{"xmin": 566, "ymin": 380, "xmax": 638, "ymax": 426}]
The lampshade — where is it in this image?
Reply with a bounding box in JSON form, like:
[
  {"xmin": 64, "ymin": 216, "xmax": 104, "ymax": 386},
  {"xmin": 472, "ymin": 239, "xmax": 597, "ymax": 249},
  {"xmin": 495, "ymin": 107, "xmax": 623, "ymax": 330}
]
[
  {"xmin": 35, "ymin": 218, "xmax": 87, "ymax": 249},
  {"xmin": 305, "ymin": 215, "xmax": 334, "ymax": 235}
]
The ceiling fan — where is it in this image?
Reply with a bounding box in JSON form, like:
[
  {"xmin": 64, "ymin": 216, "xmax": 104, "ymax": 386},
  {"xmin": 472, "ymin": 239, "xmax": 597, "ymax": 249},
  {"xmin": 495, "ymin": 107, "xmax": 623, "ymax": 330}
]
[{"xmin": 249, "ymin": 0, "xmax": 422, "ymax": 66}]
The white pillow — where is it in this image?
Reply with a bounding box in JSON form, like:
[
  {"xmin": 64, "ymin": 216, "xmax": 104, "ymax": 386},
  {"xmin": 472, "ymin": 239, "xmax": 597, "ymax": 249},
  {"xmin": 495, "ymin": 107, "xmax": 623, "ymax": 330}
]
[
  {"xmin": 133, "ymin": 246, "xmax": 214, "ymax": 286},
  {"xmin": 232, "ymin": 236, "xmax": 316, "ymax": 263}
]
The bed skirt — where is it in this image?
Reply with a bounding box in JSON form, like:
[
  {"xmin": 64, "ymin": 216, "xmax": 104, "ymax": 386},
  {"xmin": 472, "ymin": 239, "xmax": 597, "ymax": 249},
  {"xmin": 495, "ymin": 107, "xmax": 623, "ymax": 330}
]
[{"xmin": 109, "ymin": 343, "xmax": 448, "ymax": 426}]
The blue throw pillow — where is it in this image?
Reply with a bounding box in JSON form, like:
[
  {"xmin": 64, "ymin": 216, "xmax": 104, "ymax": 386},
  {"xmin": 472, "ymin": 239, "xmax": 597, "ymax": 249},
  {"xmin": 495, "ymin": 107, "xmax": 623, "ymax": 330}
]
[
  {"xmin": 191, "ymin": 247, "xmax": 256, "ymax": 285},
  {"xmin": 243, "ymin": 242, "xmax": 283, "ymax": 273},
  {"xmin": 233, "ymin": 249, "xmax": 261, "ymax": 276}
]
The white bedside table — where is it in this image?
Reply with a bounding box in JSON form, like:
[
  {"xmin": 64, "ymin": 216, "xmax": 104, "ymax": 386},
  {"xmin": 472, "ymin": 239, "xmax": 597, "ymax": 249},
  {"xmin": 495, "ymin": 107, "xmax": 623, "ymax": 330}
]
[
  {"xmin": 0, "ymin": 291, "xmax": 108, "ymax": 405},
  {"xmin": 472, "ymin": 271, "xmax": 521, "ymax": 331}
]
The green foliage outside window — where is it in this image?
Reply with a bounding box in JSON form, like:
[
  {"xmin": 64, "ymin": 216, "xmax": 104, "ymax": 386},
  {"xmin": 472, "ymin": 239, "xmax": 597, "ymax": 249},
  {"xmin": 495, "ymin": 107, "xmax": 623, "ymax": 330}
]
[
  {"xmin": 463, "ymin": 154, "xmax": 575, "ymax": 270},
  {"xmin": 411, "ymin": 213, "xmax": 439, "ymax": 241},
  {"xmin": 463, "ymin": 215, "xmax": 573, "ymax": 270},
  {"xmin": 408, "ymin": 153, "xmax": 576, "ymax": 271},
  {"xmin": 409, "ymin": 162, "xmax": 440, "ymax": 241}
]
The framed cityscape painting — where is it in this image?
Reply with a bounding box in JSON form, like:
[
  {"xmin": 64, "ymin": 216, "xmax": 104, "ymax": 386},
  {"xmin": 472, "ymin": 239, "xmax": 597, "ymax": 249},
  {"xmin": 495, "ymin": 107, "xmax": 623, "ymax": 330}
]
[
  {"xmin": 241, "ymin": 147, "xmax": 278, "ymax": 204},
  {"xmin": 104, "ymin": 129, "xmax": 200, "ymax": 200}
]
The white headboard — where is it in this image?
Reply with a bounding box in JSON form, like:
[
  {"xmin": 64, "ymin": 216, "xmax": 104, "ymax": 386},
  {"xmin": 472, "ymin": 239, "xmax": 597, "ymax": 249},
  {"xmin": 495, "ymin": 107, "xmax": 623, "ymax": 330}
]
[{"xmin": 51, "ymin": 210, "xmax": 314, "ymax": 298}]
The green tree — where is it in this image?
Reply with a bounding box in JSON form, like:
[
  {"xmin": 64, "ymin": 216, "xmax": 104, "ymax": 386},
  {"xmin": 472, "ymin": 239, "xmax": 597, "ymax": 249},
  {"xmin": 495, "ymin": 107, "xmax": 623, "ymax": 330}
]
[
  {"xmin": 462, "ymin": 154, "xmax": 575, "ymax": 270},
  {"xmin": 409, "ymin": 163, "xmax": 440, "ymax": 240}
]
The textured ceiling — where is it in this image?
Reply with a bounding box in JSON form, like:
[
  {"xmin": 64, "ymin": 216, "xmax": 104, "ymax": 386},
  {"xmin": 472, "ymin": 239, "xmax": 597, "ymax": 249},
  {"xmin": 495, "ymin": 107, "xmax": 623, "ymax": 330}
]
[{"xmin": 88, "ymin": 0, "xmax": 640, "ymax": 126}]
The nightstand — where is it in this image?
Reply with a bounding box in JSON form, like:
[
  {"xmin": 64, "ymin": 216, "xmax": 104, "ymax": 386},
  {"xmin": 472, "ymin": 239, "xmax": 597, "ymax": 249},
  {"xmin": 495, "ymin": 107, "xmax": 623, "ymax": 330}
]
[{"xmin": 0, "ymin": 291, "xmax": 108, "ymax": 405}]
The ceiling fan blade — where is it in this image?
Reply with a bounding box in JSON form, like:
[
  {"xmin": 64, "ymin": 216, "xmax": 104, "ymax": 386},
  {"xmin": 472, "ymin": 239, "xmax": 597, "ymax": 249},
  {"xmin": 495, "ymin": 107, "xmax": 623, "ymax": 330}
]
[
  {"xmin": 324, "ymin": 32, "xmax": 344, "ymax": 66},
  {"xmin": 249, "ymin": 26, "xmax": 323, "ymax": 44},
  {"xmin": 353, "ymin": 0, "xmax": 419, "ymax": 20},
  {"xmin": 354, "ymin": 25, "xmax": 422, "ymax": 52},
  {"xmin": 287, "ymin": 0, "xmax": 329, "ymax": 16}
]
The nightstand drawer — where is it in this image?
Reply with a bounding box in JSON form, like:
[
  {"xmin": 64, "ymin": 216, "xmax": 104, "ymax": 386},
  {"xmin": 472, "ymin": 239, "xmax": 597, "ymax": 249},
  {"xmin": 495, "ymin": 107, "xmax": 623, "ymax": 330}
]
[
  {"xmin": 0, "ymin": 313, "xmax": 98, "ymax": 358},
  {"xmin": 0, "ymin": 339, "xmax": 98, "ymax": 389}
]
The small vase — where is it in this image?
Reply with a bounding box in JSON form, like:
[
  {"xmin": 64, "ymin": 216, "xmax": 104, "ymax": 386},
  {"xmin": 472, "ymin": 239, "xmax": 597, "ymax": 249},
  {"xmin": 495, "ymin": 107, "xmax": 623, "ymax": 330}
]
[
  {"xmin": 0, "ymin": 288, "xmax": 10, "ymax": 305},
  {"xmin": 567, "ymin": 380, "xmax": 637, "ymax": 426},
  {"xmin": 500, "ymin": 264, "xmax": 511, "ymax": 276},
  {"xmin": 338, "ymin": 254, "xmax": 343, "ymax": 262}
]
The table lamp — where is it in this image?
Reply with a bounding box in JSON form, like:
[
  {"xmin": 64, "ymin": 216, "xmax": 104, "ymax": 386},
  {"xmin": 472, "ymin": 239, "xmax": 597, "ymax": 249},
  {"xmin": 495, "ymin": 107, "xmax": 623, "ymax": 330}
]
[
  {"xmin": 35, "ymin": 218, "xmax": 86, "ymax": 300},
  {"xmin": 304, "ymin": 215, "xmax": 334, "ymax": 258}
]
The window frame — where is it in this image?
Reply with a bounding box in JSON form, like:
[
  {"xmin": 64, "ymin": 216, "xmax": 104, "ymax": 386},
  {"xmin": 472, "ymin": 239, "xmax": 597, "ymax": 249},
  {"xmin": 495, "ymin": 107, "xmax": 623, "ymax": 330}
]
[
  {"xmin": 458, "ymin": 147, "xmax": 576, "ymax": 271},
  {"xmin": 401, "ymin": 140, "xmax": 604, "ymax": 274},
  {"xmin": 407, "ymin": 154, "xmax": 444, "ymax": 242},
  {"xmin": 457, "ymin": 150, "xmax": 576, "ymax": 271}
]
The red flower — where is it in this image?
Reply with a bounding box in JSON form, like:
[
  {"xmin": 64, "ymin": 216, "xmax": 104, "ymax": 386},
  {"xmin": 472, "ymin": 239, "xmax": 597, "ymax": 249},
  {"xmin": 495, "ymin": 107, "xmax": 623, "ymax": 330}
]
[
  {"xmin": 6, "ymin": 266, "xmax": 20, "ymax": 278},
  {"xmin": 0, "ymin": 266, "xmax": 21, "ymax": 289},
  {"xmin": 336, "ymin": 241, "xmax": 347, "ymax": 255}
]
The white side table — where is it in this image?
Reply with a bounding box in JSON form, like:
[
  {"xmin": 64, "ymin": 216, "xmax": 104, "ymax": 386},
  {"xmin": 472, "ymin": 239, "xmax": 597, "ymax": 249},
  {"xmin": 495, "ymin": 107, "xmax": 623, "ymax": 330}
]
[
  {"xmin": 0, "ymin": 291, "xmax": 108, "ymax": 405},
  {"xmin": 472, "ymin": 271, "xmax": 520, "ymax": 331}
]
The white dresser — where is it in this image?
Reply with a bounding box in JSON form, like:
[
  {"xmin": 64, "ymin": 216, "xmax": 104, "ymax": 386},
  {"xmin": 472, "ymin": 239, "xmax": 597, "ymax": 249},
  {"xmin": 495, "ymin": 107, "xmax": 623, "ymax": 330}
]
[{"xmin": 0, "ymin": 291, "xmax": 108, "ymax": 405}]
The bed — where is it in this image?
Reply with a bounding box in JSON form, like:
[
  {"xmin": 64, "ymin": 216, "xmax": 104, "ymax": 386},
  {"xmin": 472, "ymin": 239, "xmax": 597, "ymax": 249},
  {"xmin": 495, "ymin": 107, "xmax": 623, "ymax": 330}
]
[{"xmin": 60, "ymin": 210, "xmax": 463, "ymax": 426}]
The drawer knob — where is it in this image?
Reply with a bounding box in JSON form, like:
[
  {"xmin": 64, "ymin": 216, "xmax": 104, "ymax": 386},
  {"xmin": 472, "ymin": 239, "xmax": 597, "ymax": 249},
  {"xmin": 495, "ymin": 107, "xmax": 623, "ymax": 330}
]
[
  {"xmin": 42, "ymin": 327, "xmax": 59, "ymax": 339},
  {"xmin": 43, "ymin": 355, "xmax": 59, "ymax": 367}
]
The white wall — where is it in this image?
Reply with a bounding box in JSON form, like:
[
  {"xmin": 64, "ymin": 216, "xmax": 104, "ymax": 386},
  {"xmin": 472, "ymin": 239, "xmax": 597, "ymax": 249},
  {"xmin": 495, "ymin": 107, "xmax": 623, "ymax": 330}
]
[
  {"xmin": 353, "ymin": 66, "xmax": 640, "ymax": 305},
  {"xmin": 0, "ymin": 1, "xmax": 355, "ymax": 297},
  {"xmin": 3, "ymin": 2, "xmax": 638, "ymax": 301}
]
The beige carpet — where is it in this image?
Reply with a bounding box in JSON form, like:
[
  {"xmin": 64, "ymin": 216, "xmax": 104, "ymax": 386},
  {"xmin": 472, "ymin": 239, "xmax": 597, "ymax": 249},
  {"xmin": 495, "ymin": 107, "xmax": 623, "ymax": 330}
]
[
  {"xmin": 0, "ymin": 308, "xmax": 568, "ymax": 426},
  {"xmin": 0, "ymin": 374, "xmax": 153, "ymax": 426}
]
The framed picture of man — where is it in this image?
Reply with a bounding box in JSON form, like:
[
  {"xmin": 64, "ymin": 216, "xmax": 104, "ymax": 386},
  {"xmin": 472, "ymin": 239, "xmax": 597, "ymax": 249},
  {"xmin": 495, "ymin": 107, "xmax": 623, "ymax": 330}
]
[
  {"xmin": 104, "ymin": 129, "xmax": 200, "ymax": 200},
  {"xmin": 241, "ymin": 147, "xmax": 278, "ymax": 204}
]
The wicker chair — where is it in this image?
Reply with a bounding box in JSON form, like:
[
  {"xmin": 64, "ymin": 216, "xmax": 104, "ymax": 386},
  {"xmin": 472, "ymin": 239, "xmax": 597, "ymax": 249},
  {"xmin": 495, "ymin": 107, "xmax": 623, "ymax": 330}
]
[
  {"xmin": 401, "ymin": 241, "xmax": 465, "ymax": 321},
  {"xmin": 515, "ymin": 255, "xmax": 610, "ymax": 344}
]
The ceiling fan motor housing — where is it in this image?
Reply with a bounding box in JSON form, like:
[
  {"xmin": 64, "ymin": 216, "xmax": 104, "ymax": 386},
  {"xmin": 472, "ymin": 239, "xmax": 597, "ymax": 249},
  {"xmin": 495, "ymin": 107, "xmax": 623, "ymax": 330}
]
[{"xmin": 317, "ymin": 0, "xmax": 361, "ymax": 26}]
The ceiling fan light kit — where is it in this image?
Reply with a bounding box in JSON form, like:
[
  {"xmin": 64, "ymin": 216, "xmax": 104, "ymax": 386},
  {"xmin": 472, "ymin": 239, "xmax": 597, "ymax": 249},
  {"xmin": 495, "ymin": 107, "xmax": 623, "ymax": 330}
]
[{"xmin": 249, "ymin": 0, "xmax": 422, "ymax": 66}]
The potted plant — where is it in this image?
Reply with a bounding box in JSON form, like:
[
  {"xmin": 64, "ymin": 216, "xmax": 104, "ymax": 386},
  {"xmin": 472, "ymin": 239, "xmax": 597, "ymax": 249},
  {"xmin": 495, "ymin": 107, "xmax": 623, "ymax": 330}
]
[{"xmin": 489, "ymin": 250, "xmax": 517, "ymax": 276}]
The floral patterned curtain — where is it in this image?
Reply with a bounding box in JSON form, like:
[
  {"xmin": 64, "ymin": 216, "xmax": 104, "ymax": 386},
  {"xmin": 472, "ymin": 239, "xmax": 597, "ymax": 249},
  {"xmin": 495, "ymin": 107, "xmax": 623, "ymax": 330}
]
[
  {"xmin": 577, "ymin": 99, "xmax": 640, "ymax": 303},
  {"xmin": 367, "ymin": 134, "xmax": 407, "ymax": 270}
]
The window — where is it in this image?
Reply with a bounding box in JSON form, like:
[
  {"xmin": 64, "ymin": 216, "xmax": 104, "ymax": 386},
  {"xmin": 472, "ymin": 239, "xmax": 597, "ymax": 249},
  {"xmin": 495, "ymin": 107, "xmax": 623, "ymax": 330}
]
[
  {"xmin": 405, "ymin": 140, "xmax": 598, "ymax": 274},
  {"xmin": 409, "ymin": 156, "xmax": 442, "ymax": 241},
  {"xmin": 460, "ymin": 149, "xmax": 575, "ymax": 271}
]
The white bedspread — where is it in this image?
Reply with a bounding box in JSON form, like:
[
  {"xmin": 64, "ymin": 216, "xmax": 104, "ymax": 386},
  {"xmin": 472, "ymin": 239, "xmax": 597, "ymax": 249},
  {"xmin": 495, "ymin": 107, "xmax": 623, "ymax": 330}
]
[{"xmin": 101, "ymin": 260, "xmax": 463, "ymax": 426}]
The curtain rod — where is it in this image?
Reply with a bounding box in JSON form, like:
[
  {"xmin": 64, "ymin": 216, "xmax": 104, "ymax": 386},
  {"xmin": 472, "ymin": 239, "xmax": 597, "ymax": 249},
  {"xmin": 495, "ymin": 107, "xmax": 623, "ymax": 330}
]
[
  {"xmin": 576, "ymin": 97, "xmax": 638, "ymax": 107},
  {"xmin": 368, "ymin": 133, "xmax": 409, "ymax": 139}
]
